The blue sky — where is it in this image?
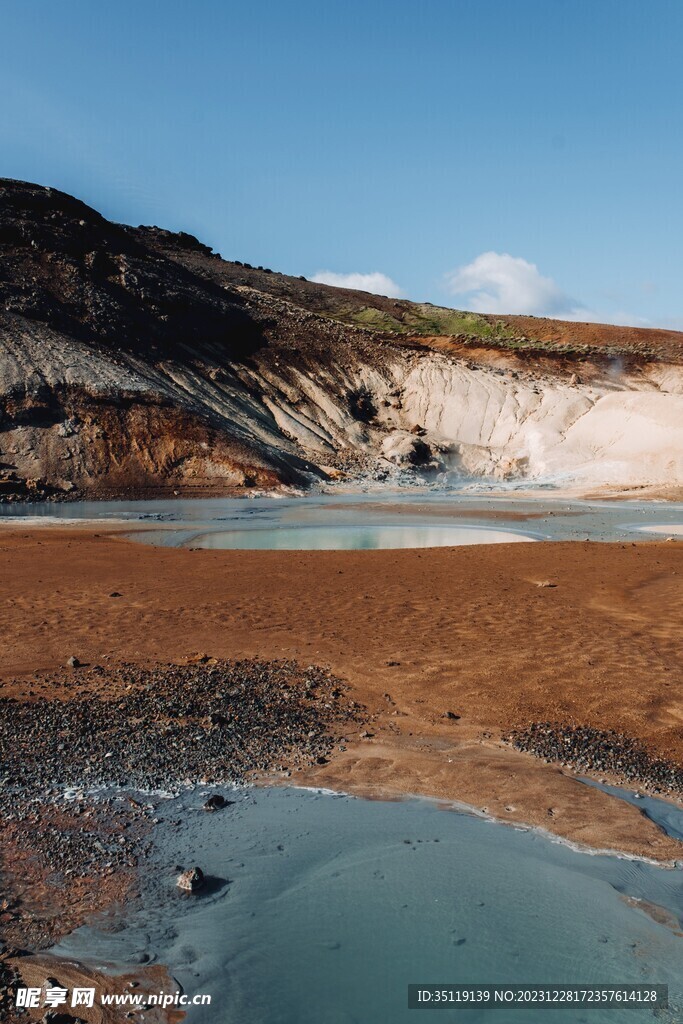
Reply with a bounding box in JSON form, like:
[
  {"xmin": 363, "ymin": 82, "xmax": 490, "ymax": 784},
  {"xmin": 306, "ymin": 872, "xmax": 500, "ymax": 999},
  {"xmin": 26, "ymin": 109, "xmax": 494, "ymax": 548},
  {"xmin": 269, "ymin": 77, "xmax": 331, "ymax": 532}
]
[{"xmin": 1, "ymin": 0, "xmax": 681, "ymax": 327}]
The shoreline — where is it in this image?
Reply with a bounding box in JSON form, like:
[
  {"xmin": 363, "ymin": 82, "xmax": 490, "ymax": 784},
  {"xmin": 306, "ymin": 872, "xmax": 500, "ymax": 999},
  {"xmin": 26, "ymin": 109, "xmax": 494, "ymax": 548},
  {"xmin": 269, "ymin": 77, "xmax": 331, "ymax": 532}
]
[
  {"xmin": 283, "ymin": 780, "xmax": 683, "ymax": 869},
  {"xmin": 290, "ymin": 725, "xmax": 683, "ymax": 863},
  {"xmin": 0, "ymin": 476, "xmax": 682, "ymax": 507}
]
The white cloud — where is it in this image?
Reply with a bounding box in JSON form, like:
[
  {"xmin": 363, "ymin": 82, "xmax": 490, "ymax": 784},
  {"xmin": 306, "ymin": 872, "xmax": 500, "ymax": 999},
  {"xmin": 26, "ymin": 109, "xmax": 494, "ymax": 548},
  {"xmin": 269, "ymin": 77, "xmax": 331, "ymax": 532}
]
[
  {"xmin": 445, "ymin": 251, "xmax": 588, "ymax": 319},
  {"xmin": 310, "ymin": 270, "xmax": 402, "ymax": 298}
]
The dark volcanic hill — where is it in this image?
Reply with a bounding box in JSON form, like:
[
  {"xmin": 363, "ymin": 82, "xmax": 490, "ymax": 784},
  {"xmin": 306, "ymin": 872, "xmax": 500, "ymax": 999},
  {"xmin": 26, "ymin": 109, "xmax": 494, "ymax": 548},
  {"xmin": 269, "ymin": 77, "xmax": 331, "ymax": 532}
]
[{"xmin": 1, "ymin": 178, "xmax": 682, "ymax": 500}]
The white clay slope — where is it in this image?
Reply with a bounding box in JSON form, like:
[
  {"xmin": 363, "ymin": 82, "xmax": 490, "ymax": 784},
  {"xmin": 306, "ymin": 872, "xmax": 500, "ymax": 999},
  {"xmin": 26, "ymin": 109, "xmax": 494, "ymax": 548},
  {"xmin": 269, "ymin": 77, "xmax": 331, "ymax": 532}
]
[{"xmin": 2, "ymin": 321, "xmax": 682, "ymax": 493}]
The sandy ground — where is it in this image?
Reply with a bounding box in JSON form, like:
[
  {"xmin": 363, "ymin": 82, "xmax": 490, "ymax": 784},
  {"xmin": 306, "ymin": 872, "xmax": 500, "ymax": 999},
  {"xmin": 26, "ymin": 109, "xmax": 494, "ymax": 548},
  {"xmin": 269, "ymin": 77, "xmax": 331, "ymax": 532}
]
[{"xmin": 0, "ymin": 526, "xmax": 682, "ymax": 863}]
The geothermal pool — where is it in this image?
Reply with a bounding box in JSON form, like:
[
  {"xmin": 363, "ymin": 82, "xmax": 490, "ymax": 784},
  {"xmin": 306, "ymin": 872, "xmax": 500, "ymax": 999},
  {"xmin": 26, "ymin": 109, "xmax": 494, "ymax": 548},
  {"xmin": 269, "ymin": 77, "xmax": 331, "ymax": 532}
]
[
  {"xmin": 51, "ymin": 787, "xmax": 683, "ymax": 1024},
  {"xmin": 131, "ymin": 522, "xmax": 537, "ymax": 549},
  {"xmin": 2, "ymin": 491, "xmax": 683, "ymax": 549}
]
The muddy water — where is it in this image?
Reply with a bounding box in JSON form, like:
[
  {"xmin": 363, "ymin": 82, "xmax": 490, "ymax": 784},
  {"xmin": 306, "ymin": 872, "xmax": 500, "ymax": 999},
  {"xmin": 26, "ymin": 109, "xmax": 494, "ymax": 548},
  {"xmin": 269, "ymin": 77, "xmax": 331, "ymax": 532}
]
[
  {"xmin": 2, "ymin": 491, "xmax": 682, "ymax": 549},
  {"xmin": 134, "ymin": 522, "xmax": 539, "ymax": 549},
  {"xmin": 51, "ymin": 786, "xmax": 683, "ymax": 1024}
]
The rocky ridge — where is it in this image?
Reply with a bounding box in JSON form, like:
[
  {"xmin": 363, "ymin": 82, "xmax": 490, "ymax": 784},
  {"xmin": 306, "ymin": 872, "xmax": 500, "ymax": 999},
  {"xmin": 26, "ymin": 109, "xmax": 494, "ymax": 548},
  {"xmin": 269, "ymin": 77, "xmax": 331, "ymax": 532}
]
[{"xmin": 1, "ymin": 178, "xmax": 682, "ymax": 499}]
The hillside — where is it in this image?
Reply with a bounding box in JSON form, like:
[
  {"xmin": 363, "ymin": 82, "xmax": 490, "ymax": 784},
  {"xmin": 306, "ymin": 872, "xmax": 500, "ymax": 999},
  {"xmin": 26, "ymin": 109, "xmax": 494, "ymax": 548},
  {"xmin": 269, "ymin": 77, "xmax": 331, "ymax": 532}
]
[
  {"xmin": 152, "ymin": 233, "xmax": 683, "ymax": 363},
  {"xmin": 1, "ymin": 178, "xmax": 682, "ymax": 500}
]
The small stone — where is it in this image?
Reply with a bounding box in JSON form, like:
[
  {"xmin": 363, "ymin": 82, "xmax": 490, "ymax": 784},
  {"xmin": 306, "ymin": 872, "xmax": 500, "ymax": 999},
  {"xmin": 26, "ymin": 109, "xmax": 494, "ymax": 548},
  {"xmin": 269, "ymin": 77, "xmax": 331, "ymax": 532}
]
[
  {"xmin": 177, "ymin": 866, "xmax": 205, "ymax": 892},
  {"xmin": 442, "ymin": 711, "xmax": 461, "ymax": 721},
  {"xmin": 202, "ymin": 794, "xmax": 227, "ymax": 812},
  {"xmin": 66, "ymin": 656, "xmax": 81, "ymax": 668}
]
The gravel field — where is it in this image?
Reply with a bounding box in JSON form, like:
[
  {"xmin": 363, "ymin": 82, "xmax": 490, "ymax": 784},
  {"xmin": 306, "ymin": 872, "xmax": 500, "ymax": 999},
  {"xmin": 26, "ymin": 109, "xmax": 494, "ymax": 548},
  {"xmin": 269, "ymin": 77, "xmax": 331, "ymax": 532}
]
[
  {"xmin": 0, "ymin": 658, "xmax": 362, "ymax": 955},
  {"xmin": 508, "ymin": 722, "xmax": 683, "ymax": 795}
]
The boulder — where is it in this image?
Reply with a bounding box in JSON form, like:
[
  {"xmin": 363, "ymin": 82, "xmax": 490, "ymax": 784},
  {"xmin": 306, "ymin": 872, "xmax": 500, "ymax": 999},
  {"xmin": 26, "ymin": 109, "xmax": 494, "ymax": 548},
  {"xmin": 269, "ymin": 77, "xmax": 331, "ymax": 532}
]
[{"xmin": 380, "ymin": 432, "xmax": 432, "ymax": 467}]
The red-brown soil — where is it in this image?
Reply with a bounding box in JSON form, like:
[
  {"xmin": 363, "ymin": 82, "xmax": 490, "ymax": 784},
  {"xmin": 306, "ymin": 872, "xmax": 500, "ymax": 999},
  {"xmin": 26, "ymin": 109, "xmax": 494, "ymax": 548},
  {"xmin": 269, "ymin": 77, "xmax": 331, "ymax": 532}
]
[{"xmin": 0, "ymin": 527, "xmax": 681, "ymax": 861}]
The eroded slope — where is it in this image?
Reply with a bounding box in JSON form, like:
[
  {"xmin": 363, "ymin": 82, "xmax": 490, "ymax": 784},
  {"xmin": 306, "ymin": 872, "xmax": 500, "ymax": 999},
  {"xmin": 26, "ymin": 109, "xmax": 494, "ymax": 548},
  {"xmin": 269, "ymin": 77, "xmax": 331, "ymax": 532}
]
[{"xmin": 1, "ymin": 178, "xmax": 681, "ymax": 499}]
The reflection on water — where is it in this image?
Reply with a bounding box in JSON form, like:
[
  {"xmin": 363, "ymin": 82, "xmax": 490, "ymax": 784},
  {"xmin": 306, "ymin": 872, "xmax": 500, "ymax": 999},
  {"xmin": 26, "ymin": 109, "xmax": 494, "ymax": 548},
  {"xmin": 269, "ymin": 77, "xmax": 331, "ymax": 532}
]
[
  {"xmin": 52, "ymin": 787, "xmax": 683, "ymax": 1024},
  {"xmin": 134, "ymin": 524, "xmax": 538, "ymax": 550}
]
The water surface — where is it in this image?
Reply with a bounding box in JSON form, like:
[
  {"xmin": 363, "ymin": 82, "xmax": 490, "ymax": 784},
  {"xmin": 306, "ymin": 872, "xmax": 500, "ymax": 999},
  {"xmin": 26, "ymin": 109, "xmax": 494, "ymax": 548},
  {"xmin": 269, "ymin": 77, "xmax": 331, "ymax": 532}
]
[
  {"xmin": 132, "ymin": 523, "xmax": 537, "ymax": 549},
  {"xmin": 52, "ymin": 787, "xmax": 683, "ymax": 1024},
  {"xmin": 2, "ymin": 491, "xmax": 682, "ymax": 549}
]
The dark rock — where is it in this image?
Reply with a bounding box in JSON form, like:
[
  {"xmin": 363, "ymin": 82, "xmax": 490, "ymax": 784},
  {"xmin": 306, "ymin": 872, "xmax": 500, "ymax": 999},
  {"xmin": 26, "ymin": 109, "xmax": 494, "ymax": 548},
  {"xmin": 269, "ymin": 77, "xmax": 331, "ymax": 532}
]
[
  {"xmin": 208, "ymin": 711, "xmax": 229, "ymax": 728},
  {"xmin": 202, "ymin": 794, "xmax": 227, "ymax": 812},
  {"xmin": 442, "ymin": 711, "xmax": 461, "ymax": 721},
  {"xmin": 407, "ymin": 437, "xmax": 432, "ymax": 466}
]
